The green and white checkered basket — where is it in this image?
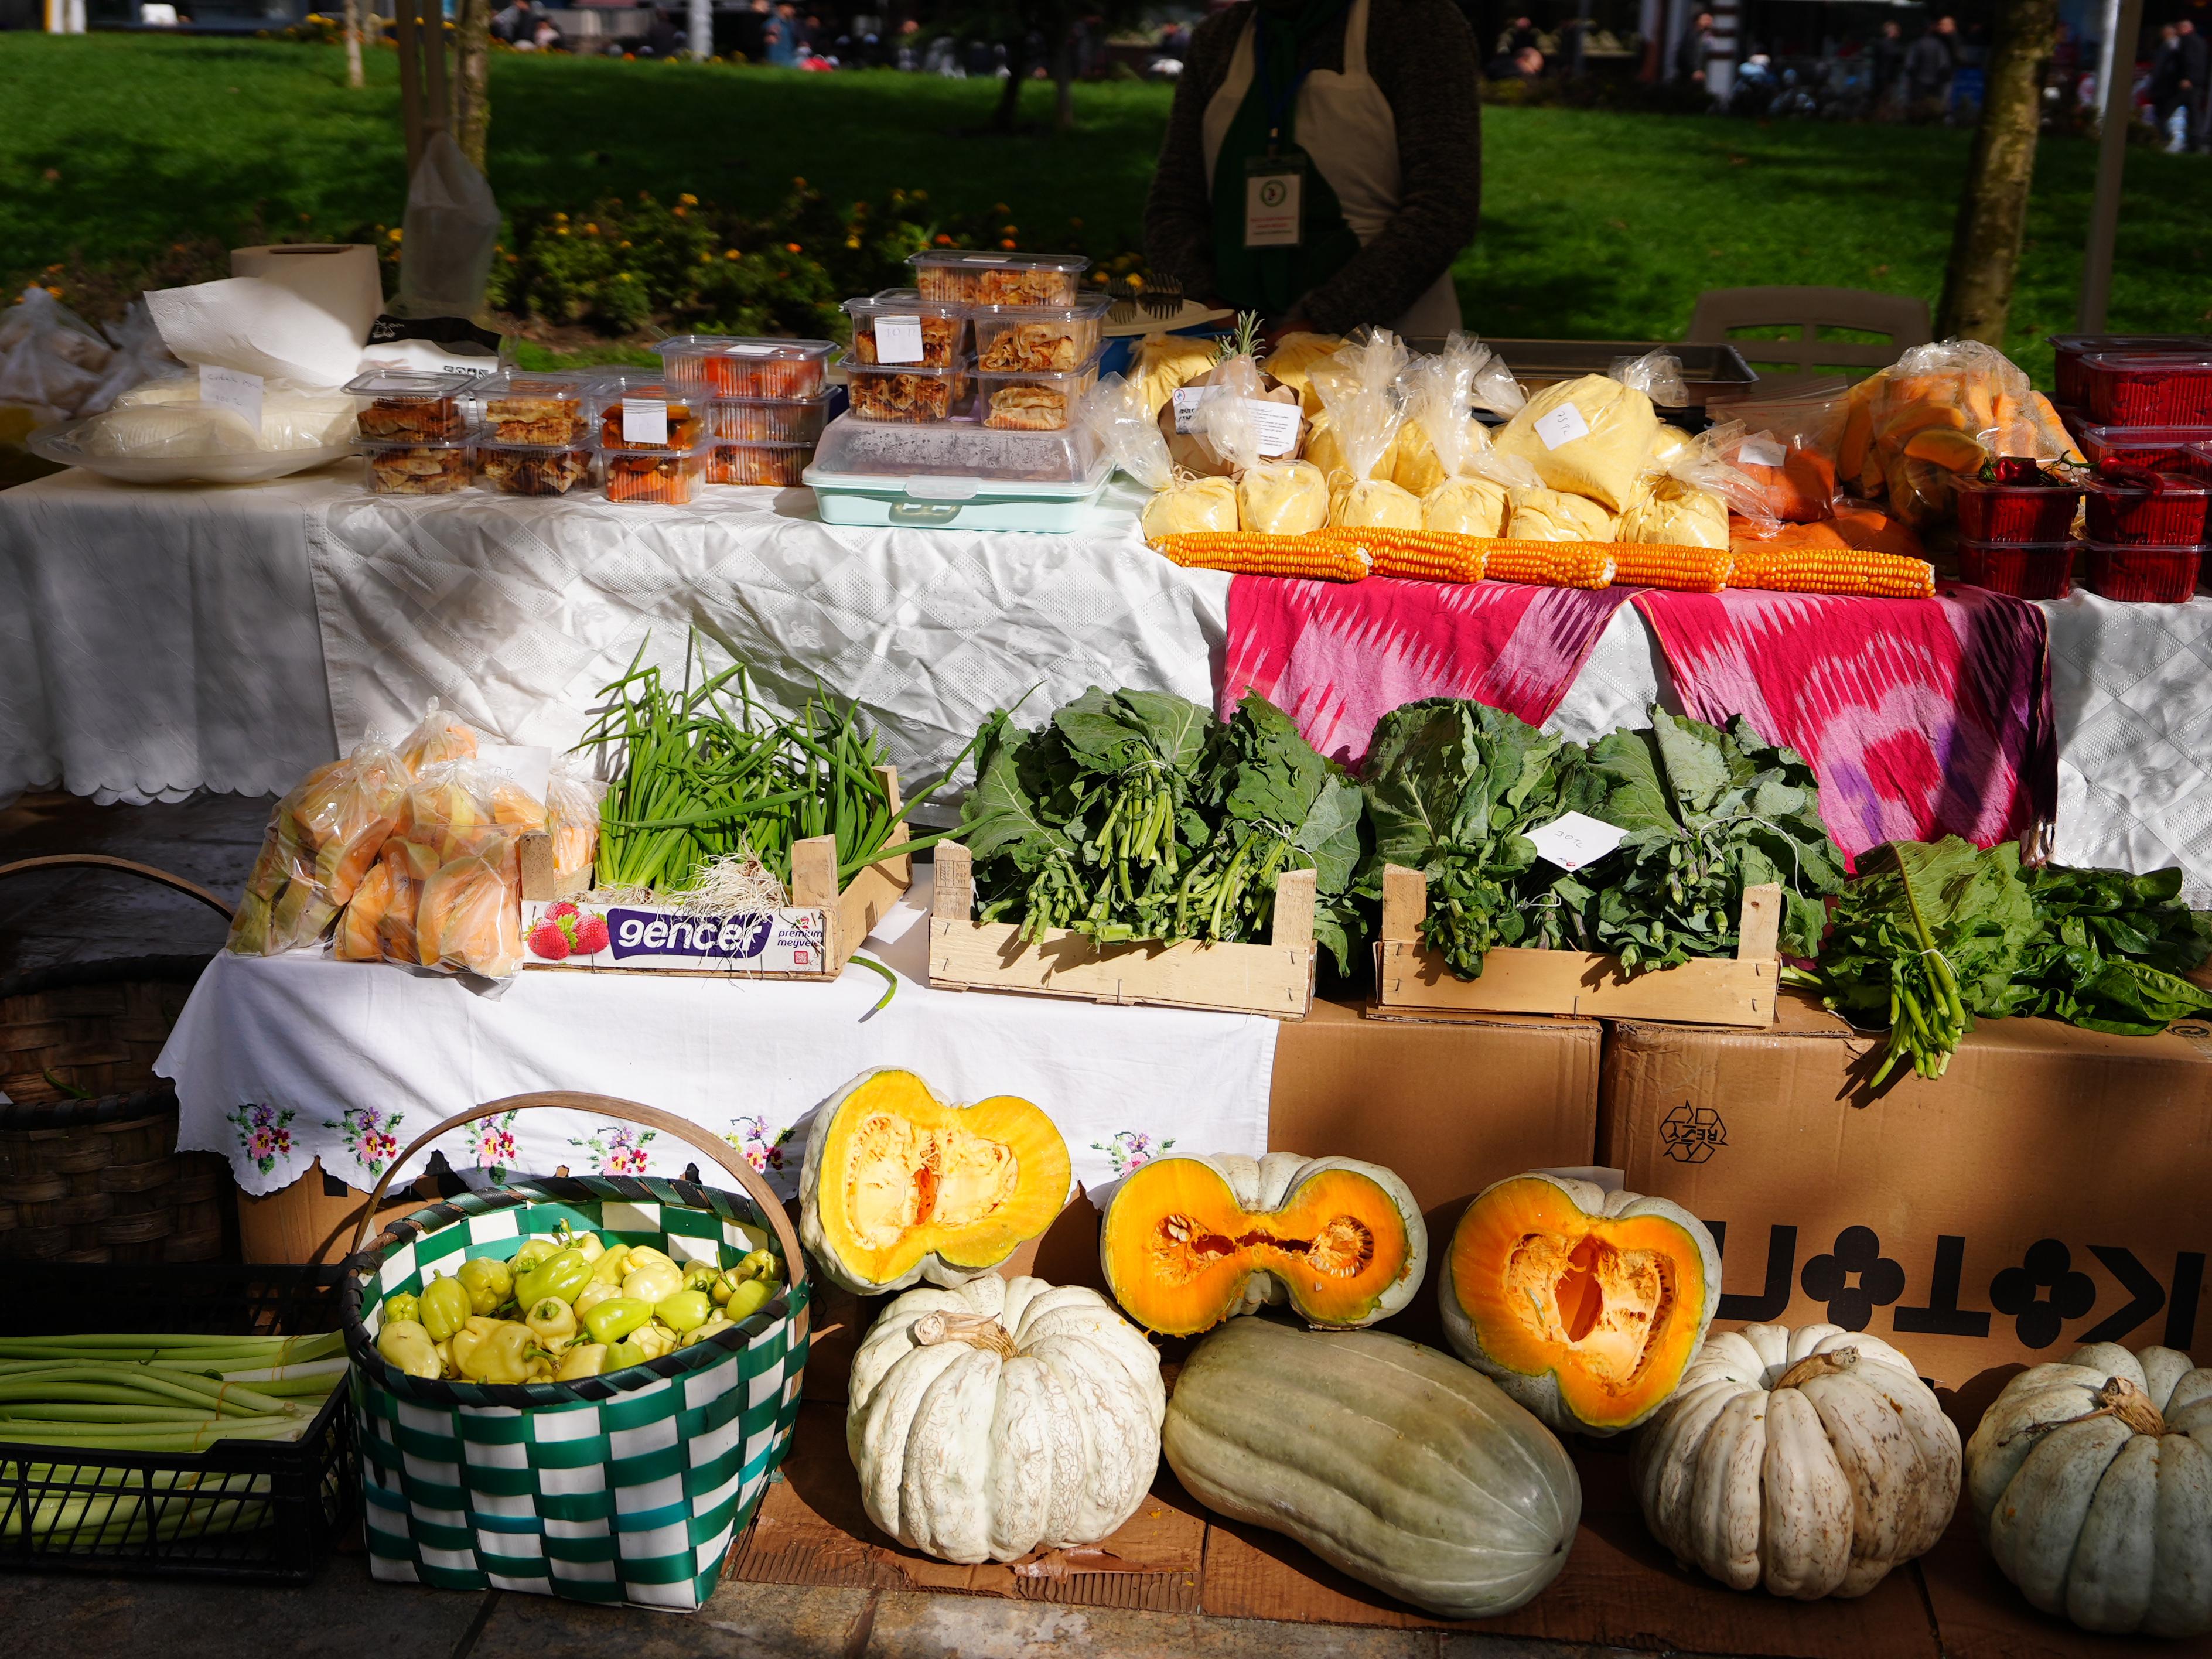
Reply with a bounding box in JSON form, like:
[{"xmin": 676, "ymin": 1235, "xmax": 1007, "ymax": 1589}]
[{"xmin": 340, "ymin": 1094, "xmax": 810, "ymax": 1612}]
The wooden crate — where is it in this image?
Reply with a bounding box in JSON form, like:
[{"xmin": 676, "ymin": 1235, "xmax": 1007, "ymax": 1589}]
[
  {"xmin": 1373, "ymin": 866, "xmax": 1782, "ymax": 1027},
  {"xmin": 927, "ymin": 842, "xmax": 1316, "ymax": 1020},
  {"xmin": 515, "ymin": 767, "xmax": 911, "ymax": 982}
]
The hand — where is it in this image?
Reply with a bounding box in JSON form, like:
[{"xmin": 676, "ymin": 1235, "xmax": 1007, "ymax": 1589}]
[{"xmin": 1260, "ymin": 312, "xmax": 1315, "ymax": 351}]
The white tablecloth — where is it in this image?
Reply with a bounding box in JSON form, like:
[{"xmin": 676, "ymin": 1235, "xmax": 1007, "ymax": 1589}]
[
  {"xmin": 156, "ymin": 867, "xmax": 1278, "ymax": 1199},
  {"xmin": 8, "ymin": 466, "xmax": 2210, "ymax": 898}
]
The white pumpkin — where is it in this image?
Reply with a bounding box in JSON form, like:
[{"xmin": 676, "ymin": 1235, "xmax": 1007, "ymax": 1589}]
[
  {"xmin": 846, "ymin": 1274, "xmax": 1166, "ymax": 1564},
  {"xmin": 1964, "ymin": 1341, "xmax": 2212, "ymax": 1636},
  {"xmin": 1634, "ymin": 1323, "xmax": 1960, "ymax": 1599}
]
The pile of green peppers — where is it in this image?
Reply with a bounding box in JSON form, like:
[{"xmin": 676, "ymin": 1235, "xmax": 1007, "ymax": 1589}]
[{"xmin": 373, "ymin": 1224, "xmax": 784, "ymax": 1385}]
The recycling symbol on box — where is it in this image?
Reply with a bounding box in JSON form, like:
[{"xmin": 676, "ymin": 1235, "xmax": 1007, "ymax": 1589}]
[{"xmin": 1659, "ymin": 1104, "xmax": 1727, "ymax": 1163}]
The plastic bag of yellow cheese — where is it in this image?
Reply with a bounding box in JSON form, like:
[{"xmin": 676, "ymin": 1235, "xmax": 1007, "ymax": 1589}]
[
  {"xmin": 1129, "ymin": 333, "xmax": 1220, "ymax": 419},
  {"xmin": 1421, "ymin": 474, "xmax": 1510, "ymax": 536},
  {"xmin": 1493, "ymin": 373, "xmax": 1659, "ymax": 513},
  {"xmin": 1263, "ymin": 331, "xmax": 1349, "ymax": 418},
  {"xmin": 1194, "ymin": 390, "xmax": 1331, "ymax": 535},
  {"xmin": 1081, "ymin": 370, "xmax": 1245, "ymax": 538}
]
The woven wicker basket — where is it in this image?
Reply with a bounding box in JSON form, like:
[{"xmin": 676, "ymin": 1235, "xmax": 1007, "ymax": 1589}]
[{"xmin": 0, "ymin": 855, "xmax": 240, "ymax": 1263}]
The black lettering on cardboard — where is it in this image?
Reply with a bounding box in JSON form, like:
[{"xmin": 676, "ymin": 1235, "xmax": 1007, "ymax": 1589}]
[
  {"xmin": 1801, "ymin": 1226, "xmax": 1907, "ymax": 1332},
  {"xmin": 1893, "ymin": 1234, "xmax": 1992, "ymax": 1337},
  {"xmin": 1705, "ymin": 1220, "xmax": 1799, "ymax": 1322},
  {"xmin": 1989, "ymin": 1239, "xmax": 2098, "ymax": 1349},
  {"xmin": 2078, "ymin": 1247, "xmax": 2166, "ymax": 1345},
  {"xmin": 2167, "ymin": 1253, "xmax": 2205, "ymax": 1352}
]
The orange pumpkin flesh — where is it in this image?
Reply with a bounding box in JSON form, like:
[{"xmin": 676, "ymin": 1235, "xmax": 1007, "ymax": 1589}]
[
  {"xmin": 1103, "ymin": 1158, "xmax": 1412, "ymax": 1336},
  {"xmin": 1446, "ymin": 1175, "xmax": 1707, "ymax": 1432}
]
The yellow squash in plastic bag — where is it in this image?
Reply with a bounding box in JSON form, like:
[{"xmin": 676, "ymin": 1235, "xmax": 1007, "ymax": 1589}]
[
  {"xmin": 1422, "ymin": 475, "xmax": 1510, "ymax": 537},
  {"xmin": 1507, "ymin": 486, "xmax": 1619, "ymax": 543},
  {"xmin": 1494, "ymin": 375, "xmax": 1659, "ymax": 512}
]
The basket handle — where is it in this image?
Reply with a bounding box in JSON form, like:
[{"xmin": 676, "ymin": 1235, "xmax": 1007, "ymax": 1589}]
[
  {"xmin": 0, "ymin": 856, "xmax": 234, "ymax": 922},
  {"xmin": 347, "ymin": 1093, "xmax": 808, "ymax": 1315}
]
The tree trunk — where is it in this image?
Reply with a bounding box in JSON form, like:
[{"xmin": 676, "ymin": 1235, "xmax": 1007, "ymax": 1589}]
[
  {"xmin": 1053, "ymin": 6, "xmax": 1075, "ymax": 134},
  {"xmin": 343, "ymin": 0, "xmax": 364, "ymax": 88},
  {"xmin": 1937, "ymin": 0, "xmax": 2058, "ymax": 344},
  {"xmin": 454, "ymin": 0, "xmax": 491, "ymax": 173},
  {"xmin": 990, "ymin": 35, "xmax": 1029, "ymax": 131}
]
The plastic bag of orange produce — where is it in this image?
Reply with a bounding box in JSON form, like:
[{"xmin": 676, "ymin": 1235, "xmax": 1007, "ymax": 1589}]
[
  {"xmin": 545, "ymin": 757, "xmax": 604, "ymax": 884},
  {"xmin": 396, "ymin": 702, "xmax": 481, "ymax": 774},
  {"xmin": 335, "ymin": 761, "xmax": 534, "ymax": 978},
  {"xmin": 227, "ymin": 739, "xmax": 408, "ymax": 957}
]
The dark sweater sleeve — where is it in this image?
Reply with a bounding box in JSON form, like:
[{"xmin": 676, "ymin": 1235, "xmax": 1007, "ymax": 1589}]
[
  {"xmin": 1298, "ymin": 0, "xmax": 1482, "ymax": 334},
  {"xmin": 1143, "ymin": 6, "xmax": 1251, "ymax": 302}
]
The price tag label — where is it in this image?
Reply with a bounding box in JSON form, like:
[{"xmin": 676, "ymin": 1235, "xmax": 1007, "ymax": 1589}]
[
  {"xmin": 1533, "ymin": 402, "xmax": 1590, "ymax": 450},
  {"xmin": 200, "ymin": 365, "xmax": 264, "ymax": 433},
  {"xmin": 1739, "ymin": 435, "xmax": 1787, "ymax": 468},
  {"xmin": 621, "ymin": 398, "xmax": 670, "ymax": 446},
  {"xmin": 1172, "ymin": 386, "xmax": 1208, "ymax": 434},
  {"xmin": 1245, "ymin": 399, "xmax": 1301, "ymax": 458},
  {"xmin": 1525, "ymin": 810, "xmax": 1629, "ymax": 872},
  {"xmin": 873, "ymin": 315, "xmax": 925, "ymax": 366}
]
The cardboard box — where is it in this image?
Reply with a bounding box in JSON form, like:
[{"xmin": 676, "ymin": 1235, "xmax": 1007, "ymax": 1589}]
[
  {"xmin": 237, "ymin": 1159, "xmax": 460, "ymax": 1265},
  {"xmin": 1601, "ymin": 992, "xmax": 2212, "ymax": 1388}
]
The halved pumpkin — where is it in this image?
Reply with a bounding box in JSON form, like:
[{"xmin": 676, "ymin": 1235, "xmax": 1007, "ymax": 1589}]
[
  {"xmin": 797, "ymin": 1069, "xmax": 1071, "ymax": 1296},
  {"xmin": 1099, "ymin": 1152, "xmax": 1426, "ymax": 1336},
  {"xmin": 1439, "ymin": 1172, "xmax": 1720, "ymax": 1438}
]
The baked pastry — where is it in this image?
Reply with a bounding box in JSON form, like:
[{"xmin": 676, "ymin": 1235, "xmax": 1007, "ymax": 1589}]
[
  {"xmin": 985, "ymin": 384, "xmax": 1071, "ymax": 431},
  {"xmin": 854, "ymin": 315, "xmax": 963, "ymax": 368},
  {"xmin": 850, "ymin": 370, "xmax": 962, "ymax": 423},
  {"xmin": 481, "ymin": 446, "xmax": 591, "ymax": 496},
  {"xmin": 708, "ymin": 444, "xmax": 808, "ymax": 486},
  {"xmin": 366, "ymin": 445, "xmax": 472, "ymax": 494},
  {"xmin": 486, "ymin": 395, "xmax": 583, "ymax": 446},
  {"xmin": 598, "ymin": 393, "xmax": 702, "ymax": 449},
  {"xmin": 981, "ymin": 323, "xmax": 1081, "ymax": 373},
  {"xmin": 358, "ymin": 398, "xmax": 466, "ymax": 442}
]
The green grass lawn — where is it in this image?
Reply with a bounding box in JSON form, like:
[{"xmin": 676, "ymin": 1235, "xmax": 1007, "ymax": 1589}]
[{"xmin": 5, "ymin": 32, "xmax": 2211, "ymax": 384}]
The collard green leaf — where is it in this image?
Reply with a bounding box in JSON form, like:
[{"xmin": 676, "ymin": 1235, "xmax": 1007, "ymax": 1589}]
[
  {"xmin": 1651, "ymin": 709, "xmax": 1732, "ymax": 817},
  {"xmin": 1293, "ymin": 775, "xmax": 1366, "ymax": 897}
]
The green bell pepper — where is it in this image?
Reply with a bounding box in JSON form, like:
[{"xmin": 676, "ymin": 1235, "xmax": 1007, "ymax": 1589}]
[
  {"xmin": 418, "ymin": 1275, "xmax": 472, "ymax": 1343},
  {"xmin": 581, "ymin": 1296, "xmax": 652, "ymax": 1346},
  {"xmin": 457, "ymin": 1257, "xmax": 514, "ymax": 1317},
  {"xmin": 381, "ymin": 1291, "xmax": 420, "ymax": 1327},
  {"xmin": 517, "ymin": 1247, "xmax": 593, "ymax": 1310},
  {"xmin": 681, "ymin": 1261, "xmax": 723, "ymax": 1296},
  {"xmin": 604, "ymin": 1337, "xmax": 648, "ymax": 1371}
]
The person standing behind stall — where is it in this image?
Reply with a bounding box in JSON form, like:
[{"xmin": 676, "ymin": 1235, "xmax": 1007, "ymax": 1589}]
[
  {"xmin": 1903, "ymin": 15, "xmax": 1956, "ymax": 120},
  {"xmin": 1674, "ymin": 11, "xmax": 1713, "ymax": 84},
  {"xmin": 1142, "ymin": 0, "xmax": 1482, "ymax": 339}
]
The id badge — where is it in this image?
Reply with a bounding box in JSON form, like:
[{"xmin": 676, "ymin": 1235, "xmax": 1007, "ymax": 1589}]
[{"xmin": 1244, "ymin": 152, "xmax": 1306, "ymax": 248}]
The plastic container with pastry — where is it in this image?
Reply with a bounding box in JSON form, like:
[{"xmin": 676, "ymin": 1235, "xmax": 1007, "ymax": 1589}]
[
  {"xmin": 975, "ymin": 359, "xmax": 1100, "ymax": 432},
  {"xmin": 973, "ymin": 295, "xmax": 1114, "ymax": 374},
  {"xmin": 706, "ymin": 391, "xmax": 833, "ymax": 443},
  {"xmin": 475, "ymin": 439, "xmax": 597, "ymax": 497},
  {"xmin": 653, "ymin": 335, "xmax": 837, "ymax": 400},
  {"xmin": 344, "ymin": 367, "xmax": 479, "ymax": 443},
  {"xmin": 589, "ymin": 376, "xmax": 705, "ymax": 449},
  {"xmin": 907, "ymin": 250, "xmax": 1091, "ymax": 307},
  {"xmin": 474, "ymin": 371, "xmax": 592, "ymax": 446},
  {"xmin": 708, "ymin": 441, "xmax": 811, "ymax": 486},
  {"xmin": 358, "ymin": 431, "xmax": 478, "ymax": 496},
  {"xmin": 844, "ymin": 295, "xmax": 968, "ymax": 368},
  {"xmin": 601, "ymin": 441, "xmax": 709, "ymax": 506},
  {"xmin": 841, "ymin": 354, "xmax": 972, "ymax": 424}
]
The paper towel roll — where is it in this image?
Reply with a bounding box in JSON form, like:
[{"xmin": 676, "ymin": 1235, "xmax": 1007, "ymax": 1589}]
[
  {"xmin": 145, "ymin": 277, "xmax": 364, "ymax": 387},
  {"xmin": 230, "ymin": 244, "xmax": 384, "ymax": 347}
]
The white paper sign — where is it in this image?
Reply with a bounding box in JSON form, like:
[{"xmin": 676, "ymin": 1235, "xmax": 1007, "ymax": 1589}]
[
  {"xmin": 1525, "ymin": 810, "xmax": 1629, "ymax": 872},
  {"xmin": 872, "ymin": 315, "xmax": 925, "ymax": 366},
  {"xmin": 1739, "ymin": 435, "xmax": 1787, "ymax": 468},
  {"xmin": 1533, "ymin": 402, "xmax": 1590, "ymax": 451},
  {"xmin": 199, "ymin": 364, "xmax": 264, "ymax": 433},
  {"xmin": 621, "ymin": 397, "xmax": 670, "ymax": 445},
  {"xmin": 1245, "ymin": 400, "xmax": 1301, "ymax": 458}
]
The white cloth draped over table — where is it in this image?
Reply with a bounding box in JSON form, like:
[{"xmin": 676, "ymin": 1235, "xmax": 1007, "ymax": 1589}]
[
  {"xmin": 155, "ymin": 868, "xmax": 1278, "ymax": 1200},
  {"xmin": 5, "ymin": 466, "xmax": 2211, "ymax": 900}
]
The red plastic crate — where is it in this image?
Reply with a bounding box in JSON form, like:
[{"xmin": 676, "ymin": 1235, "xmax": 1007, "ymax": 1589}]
[
  {"xmin": 2049, "ymin": 334, "xmax": 2212, "ymax": 407},
  {"xmin": 2084, "ymin": 473, "xmax": 2211, "ymax": 547},
  {"xmin": 2077, "ymin": 425, "xmax": 2212, "ymax": 475},
  {"xmin": 1958, "ymin": 538, "xmax": 2074, "ymax": 600},
  {"xmin": 1952, "ymin": 476, "xmax": 2081, "ymax": 543},
  {"xmin": 2078, "ymin": 354, "xmax": 2212, "ymax": 426},
  {"xmin": 2083, "ymin": 541, "xmax": 2203, "ymax": 602}
]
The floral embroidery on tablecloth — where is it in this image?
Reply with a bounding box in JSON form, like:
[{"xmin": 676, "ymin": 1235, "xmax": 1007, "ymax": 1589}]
[
  {"xmin": 323, "ymin": 1104, "xmax": 403, "ymax": 1178},
  {"xmin": 230, "ymin": 1103, "xmax": 296, "ymax": 1176},
  {"xmin": 470, "ymin": 1110, "xmax": 522, "ymax": 1184},
  {"xmin": 1091, "ymin": 1129, "xmax": 1175, "ymax": 1177},
  {"xmin": 571, "ymin": 1123, "xmax": 655, "ymax": 1177}
]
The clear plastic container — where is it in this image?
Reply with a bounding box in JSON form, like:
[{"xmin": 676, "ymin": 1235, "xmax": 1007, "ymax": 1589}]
[
  {"xmin": 973, "ymin": 295, "xmax": 1114, "ymax": 374},
  {"xmin": 476, "ymin": 439, "xmax": 597, "ymax": 497},
  {"xmin": 1952, "ymin": 475, "xmax": 2081, "ymax": 544},
  {"xmin": 975, "ymin": 359, "xmax": 1100, "ymax": 432},
  {"xmin": 588, "ymin": 378, "xmax": 705, "ymax": 450},
  {"xmin": 843, "ymin": 296, "xmax": 968, "ymax": 369},
  {"xmin": 809, "ymin": 411, "xmax": 1100, "ymax": 483},
  {"xmin": 475, "ymin": 371, "xmax": 591, "ymax": 446},
  {"xmin": 2083, "ymin": 473, "xmax": 2211, "ymax": 545},
  {"xmin": 908, "ymin": 251, "xmax": 1091, "ymax": 307},
  {"xmin": 654, "ymin": 336, "xmax": 837, "ymax": 400},
  {"xmin": 2078, "ymin": 425, "xmax": 2212, "ymax": 477},
  {"xmin": 842, "ymin": 356, "xmax": 972, "ymax": 424},
  {"xmin": 2049, "ymin": 334, "xmax": 2212, "ymax": 407},
  {"xmin": 706, "ymin": 394, "xmax": 833, "ymax": 444},
  {"xmin": 344, "ymin": 367, "xmax": 477, "ymax": 442},
  {"xmin": 2083, "ymin": 541, "xmax": 2204, "ymax": 602},
  {"xmin": 708, "ymin": 442, "xmax": 811, "ymax": 486},
  {"xmin": 358, "ymin": 432, "xmax": 476, "ymax": 495},
  {"xmin": 2076, "ymin": 353, "xmax": 2212, "ymax": 427},
  {"xmin": 1957, "ymin": 538, "xmax": 2073, "ymax": 600},
  {"xmin": 602, "ymin": 442, "xmax": 708, "ymax": 506}
]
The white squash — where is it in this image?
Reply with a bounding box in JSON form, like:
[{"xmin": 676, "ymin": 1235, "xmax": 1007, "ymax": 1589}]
[
  {"xmin": 845, "ymin": 1274, "xmax": 1166, "ymax": 1564},
  {"xmin": 1633, "ymin": 1322, "xmax": 1960, "ymax": 1599},
  {"xmin": 1964, "ymin": 1341, "xmax": 2212, "ymax": 1636}
]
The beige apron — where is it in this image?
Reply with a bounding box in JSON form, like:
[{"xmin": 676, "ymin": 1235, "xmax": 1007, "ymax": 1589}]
[{"xmin": 1200, "ymin": 0, "xmax": 1463, "ymax": 337}]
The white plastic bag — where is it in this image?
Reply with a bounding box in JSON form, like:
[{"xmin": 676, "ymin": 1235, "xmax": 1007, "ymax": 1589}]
[
  {"xmin": 1199, "ymin": 395, "xmax": 1326, "ymax": 534},
  {"xmin": 395, "ymin": 131, "xmax": 501, "ymax": 321}
]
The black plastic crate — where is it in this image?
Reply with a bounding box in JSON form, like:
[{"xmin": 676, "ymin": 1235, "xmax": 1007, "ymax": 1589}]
[{"xmin": 0, "ymin": 1264, "xmax": 357, "ymax": 1583}]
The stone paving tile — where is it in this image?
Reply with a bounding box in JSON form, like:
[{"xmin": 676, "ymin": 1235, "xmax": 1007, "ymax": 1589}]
[
  {"xmin": 859, "ymin": 1592, "xmax": 1450, "ymax": 1659},
  {"xmin": 468, "ymin": 1577, "xmax": 874, "ymax": 1659}
]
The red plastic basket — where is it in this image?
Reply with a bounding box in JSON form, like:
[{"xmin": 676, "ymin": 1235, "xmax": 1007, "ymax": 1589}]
[
  {"xmin": 2077, "ymin": 425, "xmax": 2212, "ymax": 476},
  {"xmin": 1958, "ymin": 538, "xmax": 2074, "ymax": 600},
  {"xmin": 2084, "ymin": 474, "xmax": 2211, "ymax": 547},
  {"xmin": 2049, "ymin": 335, "xmax": 2212, "ymax": 407},
  {"xmin": 2078, "ymin": 354, "xmax": 2212, "ymax": 427},
  {"xmin": 2083, "ymin": 542, "xmax": 2203, "ymax": 602},
  {"xmin": 1952, "ymin": 477, "xmax": 2081, "ymax": 544}
]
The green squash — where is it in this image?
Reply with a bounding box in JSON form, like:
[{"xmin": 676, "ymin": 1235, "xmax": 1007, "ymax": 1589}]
[{"xmin": 1163, "ymin": 1317, "xmax": 1581, "ymax": 1617}]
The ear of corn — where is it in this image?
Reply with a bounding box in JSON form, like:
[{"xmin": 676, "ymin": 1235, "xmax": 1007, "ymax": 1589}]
[
  {"xmin": 1151, "ymin": 532, "xmax": 1374, "ymax": 582},
  {"xmin": 1315, "ymin": 527, "xmax": 1486, "ymax": 583},
  {"xmin": 1478, "ymin": 540, "xmax": 1617, "ymax": 590},
  {"xmin": 1730, "ymin": 546, "xmax": 1936, "ymax": 600},
  {"xmin": 1609, "ymin": 542, "xmax": 1733, "ymax": 593}
]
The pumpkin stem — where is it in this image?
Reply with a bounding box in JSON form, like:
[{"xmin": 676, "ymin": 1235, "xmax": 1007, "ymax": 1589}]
[
  {"xmin": 1774, "ymin": 1348, "xmax": 1859, "ymax": 1392},
  {"xmin": 1999, "ymin": 1374, "xmax": 2167, "ymax": 1445},
  {"xmin": 911, "ymin": 1311, "xmax": 1018, "ymax": 1358}
]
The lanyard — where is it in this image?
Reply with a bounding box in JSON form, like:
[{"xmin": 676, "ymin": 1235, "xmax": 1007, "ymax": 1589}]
[{"xmin": 1252, "ymin": 1, "xmax": 1349, "ymax": 153}]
